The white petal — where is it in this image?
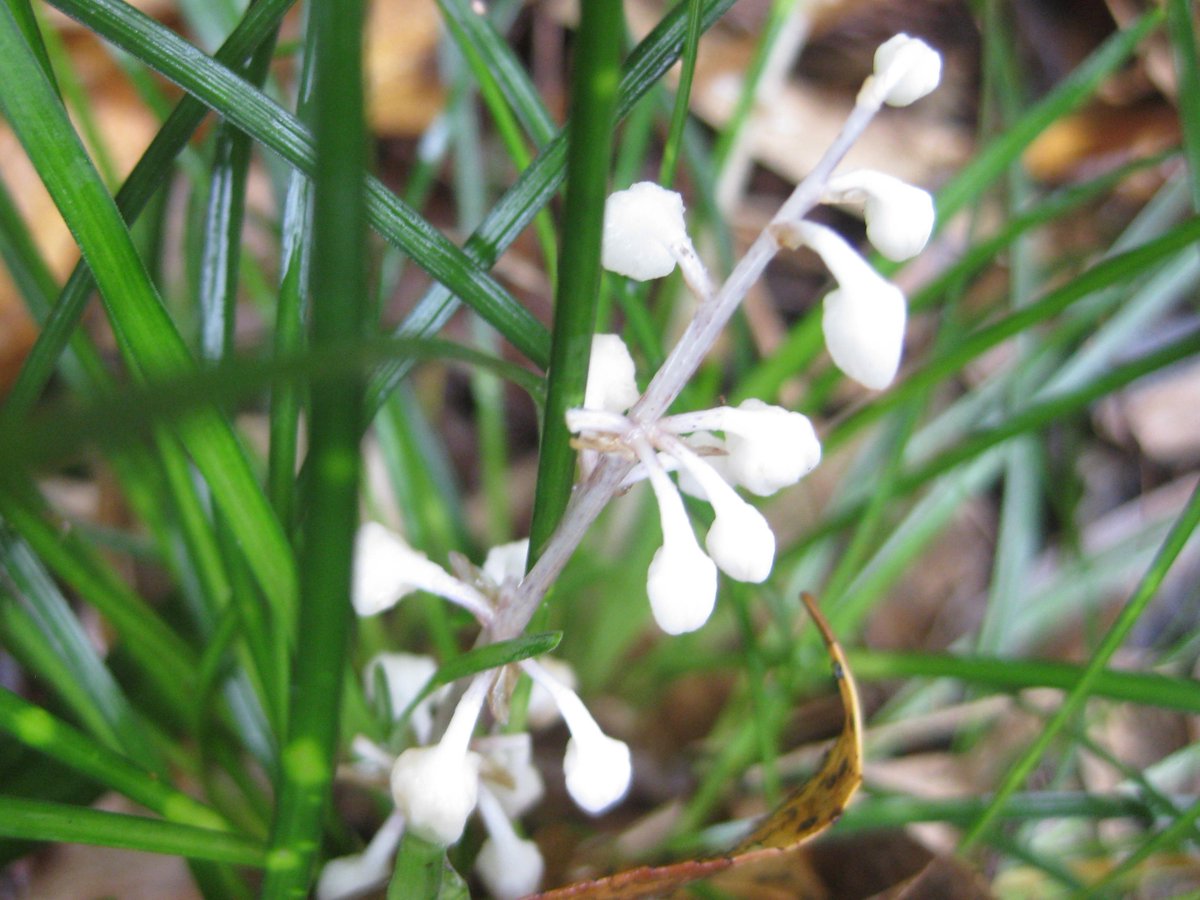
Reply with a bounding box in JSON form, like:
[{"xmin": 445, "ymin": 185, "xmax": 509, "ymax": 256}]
[
  {"xmin": 352, "ymin": 522, "xmax": 418, "ymax": 616},
  {"xmin": 563, "ymin": 732, "xmax": 633, "ymax": 815},
  {"xmin": 602, "ymin": 182, "xmax": 688, "ymax": 281},
  {"xmin": 723, "ymin": 400, "xmax": 822, "ymax": 497},
  {"xmin": 646, "ymin": 540, "xmax": 718, "ymax": 635},
  {"xmin": 822, "ymin": 280, "xmax": 906, "ymax": 390},
  {"xmin": 584, "ymin": 334, "xmax": 640, "ymax": 413},
  {"xmin": 482, "ymin": 539, "xmax": 530, "ymax": 587},
  {"xmin": 871, "ymin": 34, "xmax": 942, "ymax": 107}
]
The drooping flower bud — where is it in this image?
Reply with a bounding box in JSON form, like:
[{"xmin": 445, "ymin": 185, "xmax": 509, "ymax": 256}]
[
  {"xmin": 523, "ymin": 660, "xmax": 632, "ymax": 815},
  {"xmin": 793, "ymin": 222, "xmax": 907, "ymax": 390},
  {"xmin": 661, "ymin": 435, "xmax": 775, "ymax": 583},
  {"xmin": 474, "ymin": 787, "xmax": 544, "ymax": 900},
  {"xmin": 859, "ymin": 33, "xmax": 942, "ymax": 108},
  {"xmin": 633, "ymin": 439, "xmax": 718, "ymax": 634},
  {"xmin": 826, "ymin": 170, "xmax": 935, "ymax": 261},
  {"xmin": 602, "ymin": 182, "xmax": 691, "ymax": 281},
  {"xmin": 315, "ymin": 812, "xmax": 405, "ymax": 900},
  {"xmin": 584, "ymin": 334, "xmax": 641, "ymax": 414},
  {"xmin": 524, "ymin": 657, "xmax": 576, "ymax": 731},
  {"xmin": 352, "ymin": 523, "xmax": 495, "ymax": 622},
  {"xmin": 389, "ymin": 674, "xmax": 488, "ymax": 845}
]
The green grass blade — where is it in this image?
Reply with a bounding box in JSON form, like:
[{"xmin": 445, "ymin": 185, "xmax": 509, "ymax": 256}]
[
  {"xmin": 1166, "ymin": 0, "xmax": 1200, "ymax": 212},
  {"xmin": 0, "ymin": 689, "xmax": 228, "ymax": 830},
  {"xmin": 365, "ymin": 0, "xmax": 737, "ymax": 412},
  {"xmin": 4, "ymin": 0, "xmax": 296, "ymax": 417},
  {"xmin": 0, "ymin": 3, "xmax": 297, "ymax": 623},
  {"xmin": 960, "ymin": 479, "xmax": 1200, "ymax": 849},
  {"xmin": 0, "ymin": 797, "xmax": 264, "ymax": 866},
  {"xmin": 527, "ymin": 0, "xmax": 624, "ymax": 560},
  {"xmin": 47, "ymin": 0, "xmax": 550, "ymax": 369},
  {"xmin": 262, "ymin": 0, "xmax": 368, "ymax": 889},
  {"xmin": 847, "ymin": 649, "xmax": 1200, "ymax": 714},
  {"xmin": 658, "ymin": 0, "xmax": 704, "ymax": 187}
]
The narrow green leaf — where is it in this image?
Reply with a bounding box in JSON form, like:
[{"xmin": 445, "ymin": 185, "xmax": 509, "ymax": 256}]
[
  {"xmin": 388, "ymin": 833, "xmax": 469, "ymax": 900},
  {"xmin": 527, "ymin": 0, "xmax": 624, "ymax": 560},
  {"xmin": 0, "ymin": 797, "xmax": 265, "ymax": 866},
  {"xmin": 1166, "ymin": 0, "xmax": 1200, "ymax": 213},
  {"xmin": 0, "ymin": 4, "xmax": 297, "ymax": 624}
]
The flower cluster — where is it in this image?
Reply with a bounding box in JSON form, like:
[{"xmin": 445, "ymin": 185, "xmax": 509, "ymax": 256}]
[
  {"xmin": 569, "ymin": 342, "xmax": 820, "ymax": 634},
  {"xmin": 317, "ymin": 527, "xmax": 633, "ymax": 899}
]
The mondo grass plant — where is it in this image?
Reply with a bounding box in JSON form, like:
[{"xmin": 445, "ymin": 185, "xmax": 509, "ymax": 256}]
[{"xmin": 0, "ymin": 0, "xmax": 1199, "ymax": 897}]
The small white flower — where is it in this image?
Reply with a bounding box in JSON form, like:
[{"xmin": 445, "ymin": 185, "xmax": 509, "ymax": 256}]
[
  {"xmin": 352, "ymin": 523, "xmax": 495, "ymax": 623},
  {"xmin": 364, "ymin": 653, "xmax": 437, "ymax": 742},
  {"xmin": 474, "ymin": 787, "xmax": 544, "ymax": 900},
  {"xmin": 826, "ymin": 170, "xmax": 935, "ymax": 261},
  {"xmin": 602, "ymin": 182, "xmax": 691, "ymax": 281},
  {"xmin": 634, "ymin": 439, "xmax": 719, "ymax": 634},
  {"xmin": 389, "ymin": 674, "xmax": 489, "ymax": 845},
  {"xmin": 584, "ymin": 334, "xmax": 641, "ymax": 414},
  {"xmin": 482, "ymin": 538, "xmax": 529, "ymax": 588},
  {"xmin": 478, "ymin": 733, "xmax": 545, "ymax": 818},
  {"xmin": 793, "ymin": 222, "xmax": 907, "ymax": 390},
  {"xmin": 860, "ymin": 33, "xmax": 942, "ymax": 108},
  {"xmin": 523, "ymin": 659, "xmax": 632, "ymax": 815},
  {"xmin": 658, "ymin": 433, "xmax": 775, "ymax": 583},
  {"xmin": 315, "ymin": 812, "xmax": 405, "ymax": 900}
]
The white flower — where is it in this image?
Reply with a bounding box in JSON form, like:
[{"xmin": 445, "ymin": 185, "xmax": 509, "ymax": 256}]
[
  {"xmin": 478, "ymin": 733, "xmax": 545, "ymax": 819},
  {"xmin": 602, "ymin": 182, "xmax": 690, "ymax": 281},
  {"xmin": 860, "ymin": 33, "xmax": 942, "ymax": 108},
  {"xmin": 523, "ymin": 659, "xmax": 632, "ymax": 815},
  {"xmin": 826, "ymin": 170, "xmax": 935, "ymax": 261},
  {"xmin": 793, "ymin": 222, "xmax": 906, "ymax": 390},
  {"xmin": 389, "ymin": 674, "xmax": 489, "ymax": 845},
  {"xmin": 482, "ymin": 538, "xmax": 529, "ymax": 588},
  {"xmin": 364, "ymin": 653, "xmax": 437, "ymax": 742},
  {"xmin": 634, "ymin": 439, "xmax": 719, "ymax": 634},
  {"xmin": 352, "ymin": 522, "xmax": 495, "ymax": 623},
  {"xmin": 474, "ymin": 787, "xmax": 544, "ymax": 900},
  {"xmin": 524, "ymin": 657, "xmax": 576, "ymax": 730},
  {"xmin": 584, "ymin": 334, "xmax": 640, "ymax": 414},
  {"xmin": 315, "ymin": 812, "xmax": 405, "ymax": 900}
]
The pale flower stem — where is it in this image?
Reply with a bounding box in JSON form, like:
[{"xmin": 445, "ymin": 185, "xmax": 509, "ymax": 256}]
[
  {"xmin": 496, "ymin": 89, "xmax": 886, "ymax": 642},
  {"xmin": 520, "ymin": 659, "xmax": 603, "ymax": 744},
  {"xmin": 440, "ymin": 672, "xmax": 490, "ymax": 756}
]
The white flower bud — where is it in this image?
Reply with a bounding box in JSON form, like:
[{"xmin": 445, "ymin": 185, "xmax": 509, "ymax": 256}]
[
  {"xmin": 826, "ymin": 170, "xmax": 935, "ymax": 261},
  {"xmin": 720, "ymin": 399, "xmax": 822, "ymax": 497},
  {"xmin": 482, "ymin": 539, "xmax": 529, "ymax": 587},
  {"xmin": 390, "ymin": 744, "xmax": 481, "ymax": 845},
  {"xmin": 390, "ymin": 675, "xmax": 488, "ymax": 845},
  {"xmin": 352, "ymin": 523, "xmax": 495, "ymax": 622},
  {"xmin": 794, "ymin": 222, "xmax": 907, "ymax": 390},
  {"xmin": 352, "ymin": 522, "xmax": 420, "ymax": 616},
  {"xmin": 364, "ymin": 653, "xmax": 437, "ymax": 742},
  {"xmin": 659, "ymin": 435, "xmax": 775, "ymax": 583},
  {"xmin": 584, "ymin": 334, "xmax": 640, "ymax": 413},
  {"xmin": 522, "ymin": 659, "xmax": 633, "ymax": 815},
  {"xmin": 564, "ymin": 731, "xmax": 634, "ymax": 816},
  {"xmin": 475, "ymin": 788, "xmax": 544, "ymax": 900},
  {"xmin": 479, "ymin": 733, "xmax": 545, "ymax": 818},
  {"xmin": 646, "ymin": 538, "xmax": 719, "ymax": 635},
  {"xmin": 602, "ymin": 182, "xmax": 690, "ymax": 281},
  {"xmin": 316, "ymin": 813, "xmax": 404, "ymax": 900},
  {"xmin": 861, "ymin": 33, "xmax": 942, "ymax": 108}
]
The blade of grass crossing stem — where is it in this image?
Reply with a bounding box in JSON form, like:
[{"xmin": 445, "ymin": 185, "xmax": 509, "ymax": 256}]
[
  {"xmin": 960, "ymin": 480, "xmax": 1200, "ymax": 849},
  {"xmin": 1166, "ymin": 0, "xmax": 1200, "ymax": 213},
  {"xmin": 658, "ymin": 0, "xmax": 704, "ymax": 186},
  {"xmin": 364, "ymin": 0, "xmax": 737, "ymax": 412},
  {"xmin": 0, "ymin": 4, "xmax": 297, "ymax": 622},
  {"xmin": 0, "ymin": 688, "xmax": 229, "ymax": 831},
  {"xmin": 47, "ymin": 0, "xmax": 549, "ymax": 369},
  {"xmin": 263, "ymin": 0, "xmax": 367, "ymax": 892},
  {"xmin": 526, "ymin": 1, "xmax": 623, "ymax": 561},
  {"xmin": 0, "ymin": 797, "xmax": 265, "ymax": 866},
  {"xmin": 4, "ymin": 0, "xmax": 297, "ymax": 418}
]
